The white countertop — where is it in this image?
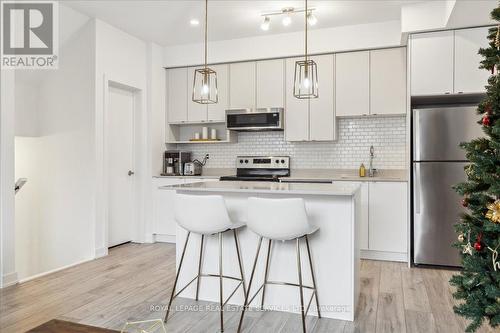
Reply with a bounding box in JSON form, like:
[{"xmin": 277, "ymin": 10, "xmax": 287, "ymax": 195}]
[
  {"xmin": 160, "ymin": 180, "xmax": 360, "ymax": 196},
  {"xmin": 153, "ymin": 168, "xmax": 407, "ymax": 182}
]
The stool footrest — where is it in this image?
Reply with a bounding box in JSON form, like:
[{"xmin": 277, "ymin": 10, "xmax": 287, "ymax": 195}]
[
  {"xmin": 173, "ymin": 274, "xmax": 245, "ymax": 302},
  {"xmin": 246, "ymin": 281, "xmax": 316, "ymax": 307}
]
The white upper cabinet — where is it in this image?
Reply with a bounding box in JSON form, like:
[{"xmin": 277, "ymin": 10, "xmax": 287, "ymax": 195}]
[
  {"xmin": 370, "ymin": 48, "xmax": 407, "ymax": 115},
  {"xmin": 455, "ymin": 27, "xmax": 490, "ymax": 94},
  {"xmin": 207, "ymin": 64, "xmax": 229, "ymax": 122},
  {"xmin": 335, "ymin": 51, "xmax": 370, "ymax": 117},
  {"xmin": 187, "ymin": 66, "xmax": 208, "ymax": 122},
  {"xmin": 285, "ymin": 57, "xmax": 309, "ymax": 141},
  {"xmin": 411, "ymin": 31, "xmax": 454, "ymax": 96},
  {"xmin": 167, "ymin": 68, "xmax": 188, "ymax": 123},
  {"xmin": 229, "ymin": 62, "xmax": 256, "ymax": 109},
  {"xmin": 256, "ymin": 59, "xmax": 285, "ymax": 108},
  {"xmin": 309, "ymin": 54, "xmax": 336, "ymax": 141},
  {"xmin": 410, "ymin": 28, "xmax": 489, "ymax": 96}
]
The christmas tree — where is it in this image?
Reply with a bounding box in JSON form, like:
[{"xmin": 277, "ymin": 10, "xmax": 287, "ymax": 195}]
[{"xmin": 451, "ymin": 6, "xmax": 500, "ymax": 333}]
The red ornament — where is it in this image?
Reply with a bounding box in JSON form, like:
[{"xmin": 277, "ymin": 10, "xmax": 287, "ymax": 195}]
[
  {"xmin": 482, "ymin": 115, "xmax": 491, "ymax": 126},
  {"xmin": 474, "ymin": 241, "xmax": 483, "ymax": 251},
  {"xmin": 461, "ymin": 198, "xmax": 469, "ymax": 207}
]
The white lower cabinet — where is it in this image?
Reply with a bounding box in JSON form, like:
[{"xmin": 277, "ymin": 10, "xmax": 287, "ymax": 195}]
[
  {"xmin": 358, "ymin": 182, "xmax": 369, "ymax": 251},
  {"xmin": 368, "ymin": 182, "xmax": 408, "ymax": 255},
  {"xmin": 355, "ymin": 181, "xmax": 408, "ymax": 261},
  {"xmin": 152, "ymin": 178, "xmax": 217, "ymax": 241}
]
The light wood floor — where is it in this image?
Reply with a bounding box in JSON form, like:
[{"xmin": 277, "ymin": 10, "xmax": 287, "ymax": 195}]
[{"xmin": 0, "ymin": 243, "xmax": 495, "ymax": 333}]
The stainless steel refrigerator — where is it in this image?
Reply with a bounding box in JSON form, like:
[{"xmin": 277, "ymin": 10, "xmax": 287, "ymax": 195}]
[{"xmin": 413, "ymin": 105, "xmax": 484, "ymax": 266}]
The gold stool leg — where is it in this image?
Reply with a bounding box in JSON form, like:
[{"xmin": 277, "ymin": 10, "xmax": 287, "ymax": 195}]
[
  {"xmin": 261, "ymin": 239, "xmax": 272, "ymax": 310},
  {"xmin": 297, "ymin": 238, "xmax": 306, "ymax": 333},
  {"xmin": 195, "ymin": 235, "xmax": 204, "ymax": 301},
  {"xmin": 164, "ymin": 231, "xmax": 191, "ymax": 323},
  {"xmin": 237, "ymin": 237, "xmax": 263, "ymax": 333},
  {"xmin": 233, "ymin": 229, "xmax": 247, "ymax": 299},
  {"xmin": 305, "ymin": 235, "xmax": 321, "ymax": 318}
]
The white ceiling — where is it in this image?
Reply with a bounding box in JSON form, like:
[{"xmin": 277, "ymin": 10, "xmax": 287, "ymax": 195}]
[{"xmin": 63, "ymin": 0, "xmax": 419, "ymax": 46}]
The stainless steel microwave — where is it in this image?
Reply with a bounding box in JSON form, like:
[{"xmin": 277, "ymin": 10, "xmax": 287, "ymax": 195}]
[{"xmin": 226, "ymin": 108, "xmax": 284, "ymax": 131}]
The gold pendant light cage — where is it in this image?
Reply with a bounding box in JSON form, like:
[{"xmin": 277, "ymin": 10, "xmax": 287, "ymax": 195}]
[
  {"xmin": 192, "ymin": 0, "xmax": 218, "ymax": 104},
  {"xmin": 293, "ymin": 0, "xmax": 318, "ymax": 99},
  {"xmin": 193, "ymin": 67, "xmax": 218, "ymax": 104}
]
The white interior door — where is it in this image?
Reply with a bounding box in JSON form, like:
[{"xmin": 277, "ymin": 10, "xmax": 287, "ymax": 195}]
[{"xmin": 108, "ymin": 86, "xmax": 135, "ymax": 247}]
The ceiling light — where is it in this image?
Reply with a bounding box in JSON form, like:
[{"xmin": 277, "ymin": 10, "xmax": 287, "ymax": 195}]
[
  {"xmin": 307, "ymin": 12, "xmax": 317, "ymax": 26},
  {"xmin": 294, "ymin": 0, "xmax": 318, "ymax": 99},
  {"xmin": 192, "ymin": 0, "xmax": 218, "ymax": 104},
  {"xmin": 282, "ymin": 15, "xmax": 292, "ymax": 26},
  {"xmin": 190, "ymin": 19, "xmax": 199, "ymax": 26},
  {"xmin": 261, "ymin": 16, "xmax": 270, "ymax": 31}
]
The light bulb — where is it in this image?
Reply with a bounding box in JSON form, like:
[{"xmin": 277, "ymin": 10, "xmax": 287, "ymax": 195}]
[
  {"xmin": 261, "ymin": 16, "xmax": 270, "ymax": 31},
  {"xmin": 302, "ymin": 77, "xmax": 310, "ymax": 89},
  {"xmin": 307, "ymin": 13, "xmax": 317, "ymax": 26},
  {"xmin": 201, "ymin": 84, "xmax": 209, "ymax": 95},
  {"xmin": 190, "ymin": 19, "xmax": 199, "ymax": 26},
  {"xmin": 282, "ymin": 15, "xmax": 292, "ymax": 26}
]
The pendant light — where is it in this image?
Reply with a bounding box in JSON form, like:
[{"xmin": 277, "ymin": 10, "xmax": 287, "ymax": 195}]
[
  {"xmin": 293, "ymin": 0, "xmax": 318, "ymax": 99},
  {"xmin": 192, "ymin": 0, "xmax": 218, "ymax": 104}
]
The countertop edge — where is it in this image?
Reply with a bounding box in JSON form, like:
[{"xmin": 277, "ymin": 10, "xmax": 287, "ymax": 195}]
[{"xmin": 159, "ymin": 185, "xmax": 360, "ymax": 197}]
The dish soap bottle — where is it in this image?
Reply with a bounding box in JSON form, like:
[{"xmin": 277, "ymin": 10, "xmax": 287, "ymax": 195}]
[{"xmin": 359, "ymin": 163, "xmax": 366, "ymax": 177}]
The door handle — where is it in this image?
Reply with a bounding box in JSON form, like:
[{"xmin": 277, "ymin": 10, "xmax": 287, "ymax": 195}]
[
  {"xmin": 128, "ymin": 170, "xmax": 135, "ymax": 176},
  {"xmin": 414, "ymin": 164, "xmax": 421, "ymax": 214}
]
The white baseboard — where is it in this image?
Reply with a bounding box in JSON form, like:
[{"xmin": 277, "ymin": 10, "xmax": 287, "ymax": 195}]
[
  {"xmin": 2, "ymin": 271, "xmax": 18, "ymax": 287},
  {"xmin": 95, "ymin": 247, "xmax": 108, "ymax": 258},
  {"xmin": 17, "ymin": 256, "xmax": 95, "ymax": 284},
  {"xmin": 154, "ymin": 234, "xmax": 176, "ymax": 243},
  {"xmin": 361, "ymin": 249, "xmax": 408, "ymax": 262},
  {"xmin": 143, "ymin": 233, "xmax": 155, "ymax": 243}
]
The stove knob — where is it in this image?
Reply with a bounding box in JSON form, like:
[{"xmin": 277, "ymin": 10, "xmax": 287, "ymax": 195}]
[
  {"xmin": 275, "ymin": 159, "xmax": 280, "ymax": 164},
  {"xmin": 281, "ymin": 159, "xmax": 285, "ymax": 164},
  {"xmin": 244, "ymin": 159, "xmax": 249, "ymax": 164},
  {"xmin": 239, "ymin": 159, "xmax": 244, "ymax": 164}
]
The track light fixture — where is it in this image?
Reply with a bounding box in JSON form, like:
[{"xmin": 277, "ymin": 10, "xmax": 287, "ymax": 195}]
[{"xmin": 260, "ymin": 7, "xmax": 317, "ymax": 31}]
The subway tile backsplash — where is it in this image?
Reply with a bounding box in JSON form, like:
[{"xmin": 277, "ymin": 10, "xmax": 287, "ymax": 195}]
[{"xmin": 175, "ymin": 115, "xmax": 407, "ymax": 170}]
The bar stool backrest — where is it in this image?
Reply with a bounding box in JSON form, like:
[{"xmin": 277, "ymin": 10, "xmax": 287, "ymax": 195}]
[
  {"xmin": 174, "ymin": 193, "xmax": 233, "ymax": 234},
  {"xmin": 247, "ymin": 197, "xmax": 311, "ymax": 240}
]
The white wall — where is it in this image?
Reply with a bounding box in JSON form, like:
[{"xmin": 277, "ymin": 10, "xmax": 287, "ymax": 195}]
[
  {"xmin": 148, "ymin": 43, "xmax": 166, "ymax": 177},
  {"xmin": 14, "ymin": 137, "xmax": 41, "ymax": 279},
  {"xmin": 14, "ymin": 81, "xmax": 39, "ymax": 137},
  {"xmin": 164, "ymin": 20, "xmax": 402, "ymax": 66},
  {"xmin": 12, "ymin": 20, "xmax": 96, "ymax": 281},
  {"xmin": 0, "ymin": 70, "xmax": 17, "ymax": 287}
]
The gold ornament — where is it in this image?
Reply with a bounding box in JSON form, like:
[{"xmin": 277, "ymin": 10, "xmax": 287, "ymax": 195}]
[
  {"xmin": 458, "ymin": 234, "xmax": 465, "ymax": 242},
  {"xmin": 485, "ymin": 200, "xmax": 500, "ymax": 224},
  {"xmin": 463, "ymin": 242, "xmax": 474, "ymax": 256},
  {"xmin": 462, "ymin": 230, "xmax": 473, "ymax": 255}
]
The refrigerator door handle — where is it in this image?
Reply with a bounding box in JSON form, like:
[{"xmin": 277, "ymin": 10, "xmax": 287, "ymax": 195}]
[
  {"xmin": 414, "ymin": 163, "xmax": 421, "ymax": 214},
  {"xmin": 414, "ymin": 109, "xmax": 421, "ymax": 161}
]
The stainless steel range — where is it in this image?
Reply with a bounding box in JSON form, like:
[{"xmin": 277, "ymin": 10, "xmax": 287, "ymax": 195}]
[{"xmin": 220, "ymin": 156, "xmax": 290, "ymax": 182}]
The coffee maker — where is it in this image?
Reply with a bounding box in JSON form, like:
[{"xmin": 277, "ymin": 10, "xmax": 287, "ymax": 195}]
[{"xmin": 163, "ymin": 150, "xmax": 191, "ymax": 176}]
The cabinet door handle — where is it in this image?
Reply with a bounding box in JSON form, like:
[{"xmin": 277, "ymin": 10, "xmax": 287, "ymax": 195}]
[
  {"xmin": 457, "ymin": 91, "xmax": 464, "ymax": 94},
  {"xmin": 444, "ymin": 92, "xmax": 451, "ymax": 95},
  {"xmin": 128, "ymin": 170, "xmax": 135, "ymax": 176}
]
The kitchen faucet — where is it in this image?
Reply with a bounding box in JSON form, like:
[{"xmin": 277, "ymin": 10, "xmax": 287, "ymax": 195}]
[{"xmin": 368, "ymin": 145, "xmax": 376, "ymax": 177}]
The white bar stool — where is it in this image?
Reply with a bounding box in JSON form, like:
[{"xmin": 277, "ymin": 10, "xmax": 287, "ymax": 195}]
[
  {"xmin": 237, "ymin": 197, "xmax": 321, "ymax": 333},
  {"xmin": 164, "ymin": 193, "xmax": 247, "ymax": 333}
]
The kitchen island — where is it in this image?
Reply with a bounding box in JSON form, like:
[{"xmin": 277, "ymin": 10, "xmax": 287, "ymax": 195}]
[{"xmin": 160, "ymin": 181, "xmax": 361, "ymax": 321}]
